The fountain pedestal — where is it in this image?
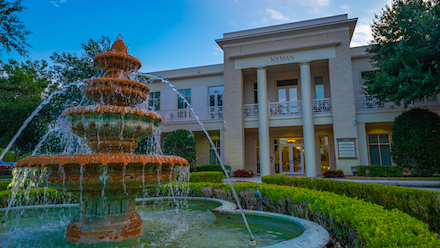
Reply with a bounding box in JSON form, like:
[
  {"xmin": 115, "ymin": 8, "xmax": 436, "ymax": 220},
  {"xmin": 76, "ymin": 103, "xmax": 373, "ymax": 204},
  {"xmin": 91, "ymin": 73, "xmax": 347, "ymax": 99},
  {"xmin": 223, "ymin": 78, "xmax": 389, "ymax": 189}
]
[{"xmin": 16, "ymin": 35, "xmax": 190, "ymax": 244}]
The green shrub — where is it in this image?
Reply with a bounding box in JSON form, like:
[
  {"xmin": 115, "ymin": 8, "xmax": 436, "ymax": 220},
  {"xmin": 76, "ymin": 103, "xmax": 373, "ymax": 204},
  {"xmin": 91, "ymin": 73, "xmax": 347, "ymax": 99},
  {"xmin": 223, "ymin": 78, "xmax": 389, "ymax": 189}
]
[
  {"xmin": 189, "ymin": 172, "xmax": 224, "ymax": 183},
  {"xmin": 357, "ymin": 165, "xmax": 403, "ymax": 177},
  {"xmin": 0, "ymin": 148, "xmax": 15, "ymax": 162},
  {"xmin": 195, "ymin": 164, "xmax": 231, "ymax": 173},
  {"xmin": 163, "ymin": 129, "xmax": 197, "ymax": 172},
  {"xmin": 263, "ymin": 174, "xmax": 440, "ymax": 232},
  {"xmin": 0, "ymin": 187, "xmax": 79, "ymax": 208},
  {"xmin": 392, "ymin": 108, "xmax": 440, "ymax": 176},
  {"xmin": 0, "ymin": 180, "xmax": 11, "ymax": 190},
  {"xmin": 147, "ymin": 182, "xmax": 438, "ymax": 247}
]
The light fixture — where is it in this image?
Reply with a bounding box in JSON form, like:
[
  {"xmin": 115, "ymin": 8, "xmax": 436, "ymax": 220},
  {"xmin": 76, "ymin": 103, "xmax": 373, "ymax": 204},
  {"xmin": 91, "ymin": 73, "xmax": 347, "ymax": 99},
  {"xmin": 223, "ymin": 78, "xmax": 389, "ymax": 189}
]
[{"xmin": 353, "ymin": 119, "xmax": 357, "ymax": 124}]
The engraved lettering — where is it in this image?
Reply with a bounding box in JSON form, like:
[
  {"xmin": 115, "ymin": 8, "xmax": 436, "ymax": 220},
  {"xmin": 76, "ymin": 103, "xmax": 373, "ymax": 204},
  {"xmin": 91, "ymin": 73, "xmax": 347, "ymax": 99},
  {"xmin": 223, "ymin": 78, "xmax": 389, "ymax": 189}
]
[{"xmin": 269, "ymin": 55, "xmax": 294, "ymax": 63}]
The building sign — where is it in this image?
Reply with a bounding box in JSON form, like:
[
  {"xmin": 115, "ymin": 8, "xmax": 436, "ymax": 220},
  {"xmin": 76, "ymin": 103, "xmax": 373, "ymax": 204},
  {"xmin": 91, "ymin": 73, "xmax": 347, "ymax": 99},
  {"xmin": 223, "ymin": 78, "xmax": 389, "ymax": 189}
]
[
  {"xmin": 337, "ymin": 138, "xmax": 357, "ymax": 159},
  {"xmin": 270, "ymin": 55, "xmax": 295, "ymax": 62},
  {"xmin": 234, "ymin": 46, "xmax": 336, "ymax": 69}
]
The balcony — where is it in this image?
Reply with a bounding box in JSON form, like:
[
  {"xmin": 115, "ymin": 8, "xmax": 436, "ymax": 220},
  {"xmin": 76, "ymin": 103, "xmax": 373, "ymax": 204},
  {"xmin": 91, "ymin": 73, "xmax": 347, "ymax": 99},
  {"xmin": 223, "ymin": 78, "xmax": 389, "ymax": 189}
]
[
  {"xmin": 243, "ymin": 98, "xmax": 332, "ymax": 118},
  {"xmin": 355, "ymin": 95, "xmax": 439, "ymax": 110},
  {"xmin": 156, "ymin": 106, "xmax": 224, "ymax": 122}
]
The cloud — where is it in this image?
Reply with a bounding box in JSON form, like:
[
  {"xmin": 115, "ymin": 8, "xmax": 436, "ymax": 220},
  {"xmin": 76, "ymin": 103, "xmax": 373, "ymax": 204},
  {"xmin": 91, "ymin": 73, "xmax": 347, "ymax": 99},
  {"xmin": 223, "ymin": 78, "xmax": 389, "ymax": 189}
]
[
  {"xmin": 340, "ymin": 4, "xmax": 351, "ymax": 13},
  {"xmin": 351, "ymin": 23, "xmax": 372, "ymax": 47},
  {"xmin": 51, "ymin": 0, "xmax": 67, "ymax": 7},
  {"xmin": 266, "ymin": 9, "xmax": 289, "ymax": 21},
  {"xmin": 213, "ymin": 46, "xmax": 223, "ymax": 56}
]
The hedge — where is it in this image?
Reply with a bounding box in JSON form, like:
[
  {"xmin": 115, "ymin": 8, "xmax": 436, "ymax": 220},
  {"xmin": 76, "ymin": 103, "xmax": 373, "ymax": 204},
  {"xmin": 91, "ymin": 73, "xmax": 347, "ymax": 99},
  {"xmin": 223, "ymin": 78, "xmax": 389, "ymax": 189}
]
[
  {"xmin": 262, "ymin": 174, "xmax": 440, "ymax": 232},
  {"xmin": 195, "ymin": 164, "xmax": 231, "ymax": 173},
  {"xmin": 189, "ymin": 172, "xmax": 224, "ymax": 183},
  {"xmin": 139, "ymin": 182, "xmax": 440, "ymax": 247},
  {"xmin": 0, "ymin": 187, "xmax": 78, "ymax": 208},
  {"xmin": 357, "ymin": 165, "xmax": 403, "ymax": 177},
  {"xmin": 0, "ymin": 180, "xmax": 11, "ymax": 191}
]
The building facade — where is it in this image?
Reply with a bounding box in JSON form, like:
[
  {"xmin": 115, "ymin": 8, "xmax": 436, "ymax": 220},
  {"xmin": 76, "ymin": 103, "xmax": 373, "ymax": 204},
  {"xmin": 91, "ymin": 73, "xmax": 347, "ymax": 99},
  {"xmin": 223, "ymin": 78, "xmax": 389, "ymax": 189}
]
[{"xmin": 147, "ymin": 14, "xmax": 440, "ymax": 177}]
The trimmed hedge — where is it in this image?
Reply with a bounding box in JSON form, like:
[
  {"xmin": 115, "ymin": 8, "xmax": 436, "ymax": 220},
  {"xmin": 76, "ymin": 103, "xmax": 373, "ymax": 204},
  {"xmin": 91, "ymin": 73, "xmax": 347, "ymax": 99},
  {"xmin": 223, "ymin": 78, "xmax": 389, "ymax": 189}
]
[
  {"xmin": 0, "ymin": 180, "xmax": 11, "ymax": 191},
  {"xmin": 148, "ymin": 182, "xmax": 438, "ymax": 247},
  {"xmin": 357, "ymin": 165, "xmax": 403, "ymax": 177},
  {"xmin": 262, "ymin": 174, "xmax": 440, "ymax": 232},
  {"xmin": 189, "ymin": 172, "xmax": 224, "ymax": 183},
  {"xmin": 195, "ymin": 164, "xmax": 231, "ymax": 173},
  {"xmin": 0, "ymin": 187, "xmax": 78, "ymax": 208}
]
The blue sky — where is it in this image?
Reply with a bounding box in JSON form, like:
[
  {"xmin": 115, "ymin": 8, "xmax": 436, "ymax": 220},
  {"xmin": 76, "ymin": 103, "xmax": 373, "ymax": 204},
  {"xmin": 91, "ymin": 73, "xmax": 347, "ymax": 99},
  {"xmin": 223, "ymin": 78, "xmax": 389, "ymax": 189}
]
[{"xmin": 5, "ymin": 0, "xmax": 392, "ymax": 72}]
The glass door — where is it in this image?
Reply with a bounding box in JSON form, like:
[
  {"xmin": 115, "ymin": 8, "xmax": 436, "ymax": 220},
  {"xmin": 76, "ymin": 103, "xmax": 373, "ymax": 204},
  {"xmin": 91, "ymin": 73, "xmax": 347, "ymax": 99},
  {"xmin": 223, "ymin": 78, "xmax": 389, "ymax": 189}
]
[
  {"xmin": 209, "ymin": 86, "xmax": 224, "ymax": 119},
  {"xmin": 278, "ymin": 87, "xmax": 298, "ymax": 114},
  {"xmin": 279, "ymin": 143, "xmax": 304, "ymax": 174}
]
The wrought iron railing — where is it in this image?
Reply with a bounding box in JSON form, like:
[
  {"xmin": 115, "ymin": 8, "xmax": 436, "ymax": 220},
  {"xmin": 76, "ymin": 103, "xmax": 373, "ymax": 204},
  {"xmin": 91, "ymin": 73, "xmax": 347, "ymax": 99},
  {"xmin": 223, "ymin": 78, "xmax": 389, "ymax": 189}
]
[
  {"xmin": 156, "ymin": 106, "xmax": 224, "ymax": 122},
  {"xmin": 355, "ymin": 95, "xmax": 439, "ymax": 110},
  {"xmin": 244, "ymin": 98, "xmax": 332, "ymax": 117}
]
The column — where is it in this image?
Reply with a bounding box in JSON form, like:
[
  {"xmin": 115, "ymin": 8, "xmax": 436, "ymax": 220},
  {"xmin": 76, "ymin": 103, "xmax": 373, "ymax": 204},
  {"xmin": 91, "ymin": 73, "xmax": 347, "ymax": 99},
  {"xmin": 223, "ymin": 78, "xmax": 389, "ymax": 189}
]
[
  {"xmin": 256, "ymin": 67, "xmax": 271, "ymax": 177},
  {"xmin": 357, "ymin": 122, "xmax": 369, "ymax": 166},
  {"xmin": 220, "ymin": 128, "xmax": 225, "ymax": 164},
  {"xmin": 300, "ymin": 62, "xmax": 317, "ymax": 178}
]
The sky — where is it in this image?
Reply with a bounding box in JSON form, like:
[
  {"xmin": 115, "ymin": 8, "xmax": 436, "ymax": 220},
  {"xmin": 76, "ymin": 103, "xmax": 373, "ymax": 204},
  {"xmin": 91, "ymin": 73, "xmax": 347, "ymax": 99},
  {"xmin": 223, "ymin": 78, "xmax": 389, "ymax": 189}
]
[{"xmin": 4, "ymin": 0, "xmax": 392, "ymax": 72}]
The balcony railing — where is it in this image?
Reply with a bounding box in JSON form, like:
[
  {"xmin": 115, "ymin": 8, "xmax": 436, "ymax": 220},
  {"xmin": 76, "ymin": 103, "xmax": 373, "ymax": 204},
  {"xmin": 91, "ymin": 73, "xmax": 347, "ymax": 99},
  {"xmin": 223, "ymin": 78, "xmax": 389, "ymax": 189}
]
[
  {"xmin": 244, "ymin": 98, "xmax": 332, "ymax": 118},
  {"xmin": 156, "ymin": 106, "xmax": 224, "ymax": 122},
  {"xmin": 355, "ymin": 95, "xmax": 439, "ymax": 110}
]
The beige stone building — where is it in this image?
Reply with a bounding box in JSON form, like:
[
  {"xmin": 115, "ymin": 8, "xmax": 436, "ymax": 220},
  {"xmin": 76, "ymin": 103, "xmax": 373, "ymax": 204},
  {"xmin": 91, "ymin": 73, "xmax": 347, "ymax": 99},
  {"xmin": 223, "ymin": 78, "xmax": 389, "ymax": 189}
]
[{"xmin": 147, "ymin": 14, "xmax": 440, "ymax": 177}]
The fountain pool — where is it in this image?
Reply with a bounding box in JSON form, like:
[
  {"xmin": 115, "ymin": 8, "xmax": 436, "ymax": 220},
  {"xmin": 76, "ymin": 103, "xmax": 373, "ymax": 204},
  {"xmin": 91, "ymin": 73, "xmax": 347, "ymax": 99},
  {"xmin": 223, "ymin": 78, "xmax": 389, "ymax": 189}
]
[{"xmin": 0, "ymin": 197, "xmax": 329, "ymax": 247}]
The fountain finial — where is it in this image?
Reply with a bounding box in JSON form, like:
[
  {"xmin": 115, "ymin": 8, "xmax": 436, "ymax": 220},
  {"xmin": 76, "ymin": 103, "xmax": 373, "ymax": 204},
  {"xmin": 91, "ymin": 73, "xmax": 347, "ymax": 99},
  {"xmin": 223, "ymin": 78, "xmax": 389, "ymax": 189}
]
[{"xmin": 111, "ymin": 35, "xmax": 128, "ymax": 53}]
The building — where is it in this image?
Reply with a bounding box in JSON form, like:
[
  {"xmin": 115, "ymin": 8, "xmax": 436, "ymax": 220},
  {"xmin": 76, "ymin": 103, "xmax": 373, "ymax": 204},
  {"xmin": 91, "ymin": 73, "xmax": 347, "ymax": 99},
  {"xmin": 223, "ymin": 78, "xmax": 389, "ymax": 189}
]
[{"xmin": 147, "ymin": 14, "xmax": 440, "ymax": 177}]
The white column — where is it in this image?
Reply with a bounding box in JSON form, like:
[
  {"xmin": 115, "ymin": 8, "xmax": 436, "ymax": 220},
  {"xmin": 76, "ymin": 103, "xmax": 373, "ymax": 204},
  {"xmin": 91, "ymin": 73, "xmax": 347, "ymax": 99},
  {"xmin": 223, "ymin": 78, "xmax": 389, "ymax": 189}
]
[
  {"xmin": 300, "ymin": 62, "xmax": 317, "ymax": 178},
  {"xmin": 257, "ymin": 67, "xmax": 271, "ymax": 177},
  {"xmin": 357, "ymin": 122, "xmax": 369, "ymax": 166}
]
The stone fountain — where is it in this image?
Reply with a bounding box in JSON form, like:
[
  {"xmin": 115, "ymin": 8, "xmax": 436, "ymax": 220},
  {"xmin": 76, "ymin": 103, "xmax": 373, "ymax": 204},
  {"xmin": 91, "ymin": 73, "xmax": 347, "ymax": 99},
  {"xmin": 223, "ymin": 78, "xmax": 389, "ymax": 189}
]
[{"xmin": 15, "ymin": 35, "xmax": 189, "ymax": 244}]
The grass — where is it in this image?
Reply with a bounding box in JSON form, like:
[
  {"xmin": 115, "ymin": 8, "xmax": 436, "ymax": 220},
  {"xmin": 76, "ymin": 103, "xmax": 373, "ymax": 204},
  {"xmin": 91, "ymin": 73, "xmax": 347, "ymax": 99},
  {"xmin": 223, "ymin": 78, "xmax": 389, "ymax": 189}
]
[
  {"xmin": 346, "ymin": 176, "xmax": 440, "ymax": 181},
  {"xmin": 0, "ymin": 174, "xmax": 12, "ymax": 179}
]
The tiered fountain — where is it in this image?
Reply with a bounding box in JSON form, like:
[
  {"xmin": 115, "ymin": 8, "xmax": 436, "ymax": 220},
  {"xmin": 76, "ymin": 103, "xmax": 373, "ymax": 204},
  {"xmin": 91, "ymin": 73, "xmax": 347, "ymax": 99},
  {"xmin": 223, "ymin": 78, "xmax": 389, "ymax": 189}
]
[{"xmin": 15, "ymin": 35, "xmax": 189, "ymax": 243}]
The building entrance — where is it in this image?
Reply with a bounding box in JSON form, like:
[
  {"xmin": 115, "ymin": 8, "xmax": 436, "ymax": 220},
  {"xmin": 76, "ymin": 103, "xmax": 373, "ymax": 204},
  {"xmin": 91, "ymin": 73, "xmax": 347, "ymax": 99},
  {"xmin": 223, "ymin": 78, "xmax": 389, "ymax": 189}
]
[{"xmin": 278, "ymin": 142, "xmax": 304, "ymax": 174}]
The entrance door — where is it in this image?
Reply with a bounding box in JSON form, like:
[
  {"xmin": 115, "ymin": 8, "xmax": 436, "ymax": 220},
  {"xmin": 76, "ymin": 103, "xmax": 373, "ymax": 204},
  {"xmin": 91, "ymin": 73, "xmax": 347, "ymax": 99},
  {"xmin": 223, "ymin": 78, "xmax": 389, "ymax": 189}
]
[
  {"xmin": 278, "ymin": 87, "xmax": 299, "ymax": 114},
  {"xmin": 280, "ymin": 143, "xmax": 304, "ymax": 174}
]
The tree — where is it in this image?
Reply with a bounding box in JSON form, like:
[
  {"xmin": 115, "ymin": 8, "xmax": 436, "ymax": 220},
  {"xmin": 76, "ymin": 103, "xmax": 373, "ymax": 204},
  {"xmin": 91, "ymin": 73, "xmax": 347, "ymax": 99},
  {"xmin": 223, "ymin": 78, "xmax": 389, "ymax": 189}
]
[
  {"xmin": 365, "ymin": 0, "xmax": 440, "ymax": 107},
  {"xmin": 0, "ymin": 59, "xmax": 53, "ymax": 159},
  {"xmin": 0, "ymin": 0, "xmax": 31, "ymax": 57},
  {"xmin": 162, "ymin": 129, "xmax": 196, "ymax": 171},
  {"xmin": 50, "ymin": 36, "xmax": 111, "ymax": 85},
  {"xmin": 391, "ymin": 108, "xmax": 440, "ymax": 176}
]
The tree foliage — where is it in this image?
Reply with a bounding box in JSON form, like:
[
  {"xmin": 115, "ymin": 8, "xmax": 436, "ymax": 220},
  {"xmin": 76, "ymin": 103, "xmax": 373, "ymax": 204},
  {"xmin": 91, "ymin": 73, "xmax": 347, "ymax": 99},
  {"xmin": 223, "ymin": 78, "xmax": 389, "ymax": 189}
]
[
  {"xmin": 162, "ymin": 129, "xmax": 196, "ymax": 171},
  {"xmin": 0, "ymin": 59, "xmax": 53, "ymax": 158},
  {"xmin": 391, "ymin": 108, "xmax": 440, "ymax": 176},
  {"xmin": 50, "ymin": 36, "xmax": 111, "ymax": 85},
  {"xmin": 365, "ymin": 0, "xmax": 440, "ymax": 107},
  {"xmin": 0, "ymin": 0, "xmax": 31, "ymax": 57}
]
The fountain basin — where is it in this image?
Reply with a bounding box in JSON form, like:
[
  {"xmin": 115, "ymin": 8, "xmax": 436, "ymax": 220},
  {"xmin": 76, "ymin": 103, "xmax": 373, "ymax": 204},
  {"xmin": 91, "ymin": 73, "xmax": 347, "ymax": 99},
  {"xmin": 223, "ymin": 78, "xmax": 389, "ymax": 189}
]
[
  {"xmin": 0, "ymin": 197, "xmax": 329, "ymax": 247},
  {"xmin": 64, "ymin": 106, "xmax": 162, "ymax": 153}
]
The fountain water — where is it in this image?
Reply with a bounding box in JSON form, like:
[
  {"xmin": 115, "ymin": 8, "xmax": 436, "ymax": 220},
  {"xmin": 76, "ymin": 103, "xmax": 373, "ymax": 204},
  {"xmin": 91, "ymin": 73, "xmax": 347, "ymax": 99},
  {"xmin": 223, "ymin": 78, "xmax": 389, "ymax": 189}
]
[{"xmin": 12, "ymin": 35, "xmax": 189, "ymax": 243}]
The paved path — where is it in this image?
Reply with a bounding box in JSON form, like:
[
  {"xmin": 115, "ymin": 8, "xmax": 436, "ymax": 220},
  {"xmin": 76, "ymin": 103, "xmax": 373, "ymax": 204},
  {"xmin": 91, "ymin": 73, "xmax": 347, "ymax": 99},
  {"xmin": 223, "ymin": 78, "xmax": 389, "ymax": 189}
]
[{"xmin": 223, "ymin": 176, "xmax": 440, "ymax": 192}]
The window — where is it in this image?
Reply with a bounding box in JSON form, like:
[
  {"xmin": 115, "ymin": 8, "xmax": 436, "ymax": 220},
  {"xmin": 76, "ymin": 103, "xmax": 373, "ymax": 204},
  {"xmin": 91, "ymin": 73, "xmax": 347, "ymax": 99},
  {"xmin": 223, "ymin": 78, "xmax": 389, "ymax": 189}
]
[
  {"xmin": 368, "ymin": 134, "xmax": 392, "ymax": 165},
  {"xmin": 209, "ymin": 86, "xmax": 223, "ymax": 107},
  {"xmin": 178, "ymin": 89, "xmax": 191, "ymax": 109},
  {"xmin": 315, "ymin": 76, "xmax": 324, "ymax": 99},
  {"xmin": 148, "ymin": 92, "xmax": 160, "ymax": 110},
  {"xmin": 209, "ymin": 140, "xmax": 221, "ymax": 164},
  {"xmin": 319, "ymin": 136, "xmax": 330, "ymax": 173},
  {"xmin": 254, "ymin": 83, "xmax": 258, "ymax": 104}
]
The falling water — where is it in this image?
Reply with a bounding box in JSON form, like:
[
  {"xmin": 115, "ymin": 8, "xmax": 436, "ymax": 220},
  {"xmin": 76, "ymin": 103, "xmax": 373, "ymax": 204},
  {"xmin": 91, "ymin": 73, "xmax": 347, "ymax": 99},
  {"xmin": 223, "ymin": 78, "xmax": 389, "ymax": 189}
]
[
  {"xmin": 0, "ymin": 81, "xmax": 86, "ymax": 161},
  {"xmin": 140, "ymin": 73, "xmax": 256, "ymax": 243}
]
